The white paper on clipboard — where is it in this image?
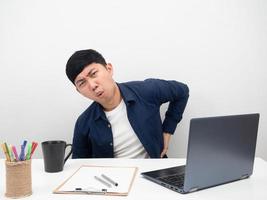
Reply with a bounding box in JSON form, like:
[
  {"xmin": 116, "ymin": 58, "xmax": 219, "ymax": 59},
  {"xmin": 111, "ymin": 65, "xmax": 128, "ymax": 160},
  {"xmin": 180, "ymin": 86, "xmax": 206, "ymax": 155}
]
[{"xmin": 53, "ymin": 165, "xmax": 138, "ymax": 196}]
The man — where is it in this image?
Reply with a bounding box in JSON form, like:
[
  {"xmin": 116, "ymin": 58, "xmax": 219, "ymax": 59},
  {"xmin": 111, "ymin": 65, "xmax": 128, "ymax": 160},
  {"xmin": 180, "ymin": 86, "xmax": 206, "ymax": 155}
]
[{"xmin": 66, "ymin": 49, "xmax": 189, "ymax": 158}]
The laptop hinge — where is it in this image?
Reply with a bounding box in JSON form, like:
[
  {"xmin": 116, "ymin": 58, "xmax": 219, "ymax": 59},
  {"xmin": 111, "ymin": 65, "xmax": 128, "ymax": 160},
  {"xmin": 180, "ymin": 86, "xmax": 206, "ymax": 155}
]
[
  {"xmin": 240, "ymin": 174, "xmax": 249, "ymax": 179},
  {"xmin": 189, "ymin": 187, "xmax": 198, "ymax": 192}
]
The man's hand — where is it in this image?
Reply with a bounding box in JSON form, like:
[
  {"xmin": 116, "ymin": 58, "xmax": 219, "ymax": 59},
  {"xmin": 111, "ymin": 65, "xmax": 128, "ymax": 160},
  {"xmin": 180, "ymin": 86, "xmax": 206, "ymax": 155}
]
[{"xmin": 160, "ymin": 132, "xmax": 172, "ymax": 158}]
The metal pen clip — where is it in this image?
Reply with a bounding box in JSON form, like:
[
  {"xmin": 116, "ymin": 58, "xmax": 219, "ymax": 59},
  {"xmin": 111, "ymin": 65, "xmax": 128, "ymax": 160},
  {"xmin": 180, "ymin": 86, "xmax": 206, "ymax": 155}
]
[
  {"xmin": 74, "ymin": 187, "xmax": 107, "ymax": 195},
  {"xmin": 77, "ymin": 190, "xmax": 107, "ymax": 195}
]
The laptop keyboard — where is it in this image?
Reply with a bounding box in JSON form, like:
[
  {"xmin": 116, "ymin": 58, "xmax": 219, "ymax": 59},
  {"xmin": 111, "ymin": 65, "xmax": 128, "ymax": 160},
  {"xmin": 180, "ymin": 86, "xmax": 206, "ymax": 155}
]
[{"xmin": 158, "ymin": 173, "xmax": 185, "ymax": 188}]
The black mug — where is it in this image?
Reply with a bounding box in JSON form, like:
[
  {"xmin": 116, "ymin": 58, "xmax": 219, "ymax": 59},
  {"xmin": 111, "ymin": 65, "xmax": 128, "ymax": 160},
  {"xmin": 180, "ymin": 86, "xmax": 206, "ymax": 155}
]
[{"xmin": 41, "ymin": 140, "xmax": 72, "ymax": 173}]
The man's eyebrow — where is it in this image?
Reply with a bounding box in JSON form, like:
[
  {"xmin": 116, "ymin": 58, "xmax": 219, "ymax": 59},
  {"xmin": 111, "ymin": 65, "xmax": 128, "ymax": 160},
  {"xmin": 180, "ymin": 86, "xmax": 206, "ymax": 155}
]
[{"xmin": 75, "ymin": 68, "xmax": 96, "ymax": 85}]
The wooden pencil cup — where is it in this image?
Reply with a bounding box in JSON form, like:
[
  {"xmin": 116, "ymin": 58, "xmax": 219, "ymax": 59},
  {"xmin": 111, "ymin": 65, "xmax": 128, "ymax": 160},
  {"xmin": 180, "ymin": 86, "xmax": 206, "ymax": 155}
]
[{"xmin": 5, "ymin": 160, "xmax": 32, "ymax": 198}]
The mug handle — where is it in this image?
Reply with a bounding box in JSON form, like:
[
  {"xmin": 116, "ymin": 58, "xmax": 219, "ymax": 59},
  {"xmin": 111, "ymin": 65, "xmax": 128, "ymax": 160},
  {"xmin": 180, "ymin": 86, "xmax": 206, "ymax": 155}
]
[{"xmin": 64, "ymin": 144, "xmax": 73, "ymax": 163}]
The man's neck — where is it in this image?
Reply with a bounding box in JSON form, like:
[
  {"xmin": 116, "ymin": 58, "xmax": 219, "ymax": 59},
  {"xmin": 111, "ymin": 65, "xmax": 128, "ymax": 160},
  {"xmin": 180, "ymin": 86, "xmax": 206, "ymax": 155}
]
[{"xmin": 102, "ymin": 84, "xmax": 122, "ymax": 111}]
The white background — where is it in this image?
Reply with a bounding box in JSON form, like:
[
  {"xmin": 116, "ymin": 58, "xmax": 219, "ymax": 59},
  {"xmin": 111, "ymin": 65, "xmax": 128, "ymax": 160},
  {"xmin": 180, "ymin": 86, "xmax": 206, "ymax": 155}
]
[{"xmin": 0, "ymin": 0, "xmax": 266, "ymax": 160}]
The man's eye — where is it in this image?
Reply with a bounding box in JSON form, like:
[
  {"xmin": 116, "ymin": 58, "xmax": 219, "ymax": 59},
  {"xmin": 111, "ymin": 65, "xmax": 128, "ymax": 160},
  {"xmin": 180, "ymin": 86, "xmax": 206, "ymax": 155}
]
[
  {"xmin": 91, "ymin": 71, "xmax": 97, "ymax": 76},
  {"xmin": 79, "ymin": 81, "xmax": 86, "ymax": 87}
]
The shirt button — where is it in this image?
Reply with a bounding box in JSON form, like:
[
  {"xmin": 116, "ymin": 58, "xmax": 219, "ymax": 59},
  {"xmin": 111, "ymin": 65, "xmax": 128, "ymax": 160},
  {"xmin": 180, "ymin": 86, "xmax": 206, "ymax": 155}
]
[
  {"xmin": 110, "ymin": 142, "xmax": 113, "ymax": 146},
  {"xmin": 108, "ymin": 124, "xmax": 111, "ymax": 128}
]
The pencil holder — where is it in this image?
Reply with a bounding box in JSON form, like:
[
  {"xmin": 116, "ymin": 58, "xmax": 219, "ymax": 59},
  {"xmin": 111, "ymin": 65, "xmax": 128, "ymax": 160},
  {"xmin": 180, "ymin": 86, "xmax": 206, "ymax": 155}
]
[{"xmin": 5, "ymin": 160, "xmax": 32, "ymax": 198}]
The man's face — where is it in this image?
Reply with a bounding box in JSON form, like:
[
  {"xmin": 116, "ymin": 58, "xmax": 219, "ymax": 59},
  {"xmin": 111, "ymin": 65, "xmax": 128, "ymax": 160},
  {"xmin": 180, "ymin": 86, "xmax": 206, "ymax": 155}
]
[{"xmin": 74, "ymin": 63, "xmax": 116, "ymax": 105}]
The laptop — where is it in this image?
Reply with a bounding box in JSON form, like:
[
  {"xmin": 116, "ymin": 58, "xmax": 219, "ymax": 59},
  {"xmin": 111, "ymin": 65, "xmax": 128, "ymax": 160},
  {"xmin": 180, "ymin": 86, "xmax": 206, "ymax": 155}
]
[{"xmin": 141, "ymin": 113, "xmax": 260, "ymax": 194}]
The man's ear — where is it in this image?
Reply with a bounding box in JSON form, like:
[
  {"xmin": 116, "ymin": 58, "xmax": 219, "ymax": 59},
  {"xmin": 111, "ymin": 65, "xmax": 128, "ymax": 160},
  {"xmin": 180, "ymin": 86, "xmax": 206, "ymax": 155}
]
[{"xmin": 106, "ymin": 63, "xmax": 113, "ymax": 76}]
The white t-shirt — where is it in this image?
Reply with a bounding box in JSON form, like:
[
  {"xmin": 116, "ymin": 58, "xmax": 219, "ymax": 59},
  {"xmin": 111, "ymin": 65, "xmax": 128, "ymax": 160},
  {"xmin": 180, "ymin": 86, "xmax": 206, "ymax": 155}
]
[{"xmin": 104, "ymin": 100, "xmax": 149, "ymax": 158}]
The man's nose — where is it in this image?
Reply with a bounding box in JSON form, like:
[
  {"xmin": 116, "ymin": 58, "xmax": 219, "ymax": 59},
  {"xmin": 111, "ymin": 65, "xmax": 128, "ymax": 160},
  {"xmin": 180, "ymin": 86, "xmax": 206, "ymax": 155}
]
[{"xmin": 87, "ymin": 79, "xmax": 97, "ymax": 91}]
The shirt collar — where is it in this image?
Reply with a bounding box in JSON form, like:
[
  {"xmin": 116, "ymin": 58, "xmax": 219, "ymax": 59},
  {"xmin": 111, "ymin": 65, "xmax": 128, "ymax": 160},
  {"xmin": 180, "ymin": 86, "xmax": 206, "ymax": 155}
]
[{"xmin": 117, "ymin": 82, "xmax": 136, "ymax": 104}]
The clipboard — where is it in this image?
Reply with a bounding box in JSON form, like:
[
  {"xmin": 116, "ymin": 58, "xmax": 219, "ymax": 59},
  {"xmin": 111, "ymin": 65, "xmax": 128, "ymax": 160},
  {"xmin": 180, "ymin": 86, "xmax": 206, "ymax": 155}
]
[{"xmin": 53, "ymin": 165, "xmax": 138, "ymax": 196}]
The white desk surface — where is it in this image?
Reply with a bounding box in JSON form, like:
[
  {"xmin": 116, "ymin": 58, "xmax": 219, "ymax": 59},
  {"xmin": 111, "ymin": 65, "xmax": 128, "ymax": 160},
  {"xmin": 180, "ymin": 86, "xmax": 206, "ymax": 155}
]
[{"xmin": 1, "ymin": 157, "xmax": 267, "ymax": 200}]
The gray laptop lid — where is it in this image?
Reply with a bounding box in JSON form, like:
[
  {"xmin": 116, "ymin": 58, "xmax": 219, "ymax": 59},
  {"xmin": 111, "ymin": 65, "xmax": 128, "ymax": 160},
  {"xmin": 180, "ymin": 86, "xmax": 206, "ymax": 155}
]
[{"xmin": 183, "ymin": 113, "xmax": 259, "ymax": 193}]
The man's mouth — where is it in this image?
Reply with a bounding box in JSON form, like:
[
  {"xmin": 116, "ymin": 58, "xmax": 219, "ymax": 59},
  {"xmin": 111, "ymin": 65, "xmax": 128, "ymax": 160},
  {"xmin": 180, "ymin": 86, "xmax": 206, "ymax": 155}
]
[{"xmin": 96, "ymin": 91, "xmax": 104, "ymax": 97}]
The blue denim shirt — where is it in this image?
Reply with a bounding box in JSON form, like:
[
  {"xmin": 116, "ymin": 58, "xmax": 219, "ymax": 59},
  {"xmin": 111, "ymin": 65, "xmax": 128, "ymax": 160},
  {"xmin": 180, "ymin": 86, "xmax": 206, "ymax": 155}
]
[{"xmin": 72, "ymin": 79, "xmax": 189, "ymax": 158}]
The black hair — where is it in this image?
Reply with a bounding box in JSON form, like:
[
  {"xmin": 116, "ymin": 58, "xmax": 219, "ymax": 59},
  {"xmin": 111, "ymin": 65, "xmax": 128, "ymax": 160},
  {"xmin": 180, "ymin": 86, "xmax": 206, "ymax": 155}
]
[{"xmin": 65, "ymin": 49, "xmax": 107, "ymax": 84}]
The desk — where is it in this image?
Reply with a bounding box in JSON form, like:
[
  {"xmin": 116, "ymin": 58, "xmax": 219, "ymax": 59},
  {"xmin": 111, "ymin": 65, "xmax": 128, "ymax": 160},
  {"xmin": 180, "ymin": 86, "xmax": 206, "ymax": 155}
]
[{"xmin": 1, "ymin": 158, "xmax": 267, "ymax": 200}]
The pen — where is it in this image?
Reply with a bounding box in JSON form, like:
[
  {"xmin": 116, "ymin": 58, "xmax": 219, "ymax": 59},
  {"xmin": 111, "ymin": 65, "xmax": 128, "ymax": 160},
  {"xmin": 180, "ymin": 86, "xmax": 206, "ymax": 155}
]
[
  {"xmin": 11, "ymin": 145, "xmax": 19, "ymax": 161},
  {"xmin": 101, "ymin": 174, "xmax": 118, "ymax": 186},
  {"xmin": 94, "ymin": 176, "xmax": 112, "ymax": 188},
  {"xmin": 9, "ymin": 145, "xmax": 15, "ymax": 162},
  {"xmin": 1, "ymin": 143, "xmax": 11, "ymax": 161},
  {"xmin": 4, "ymin": 143, "xmax": 11, "ymax": 161},
  {"xmin": 26, "ymin": 143, "xmax": 32, "ymax": 160},
  {"xmin": 30, "ymin": 142, "xmax": 38, "ymax": 159},
  {"xmin": 19, "ymin": 140, "xmax": 27, "ymax": 161}
]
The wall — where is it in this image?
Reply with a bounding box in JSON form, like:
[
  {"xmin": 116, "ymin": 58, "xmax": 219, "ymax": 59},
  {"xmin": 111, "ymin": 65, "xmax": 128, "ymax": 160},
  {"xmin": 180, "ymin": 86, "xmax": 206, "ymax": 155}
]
[{"xmin": 0, "ymin": 0, "xmax": 266, "ymax": 160}]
